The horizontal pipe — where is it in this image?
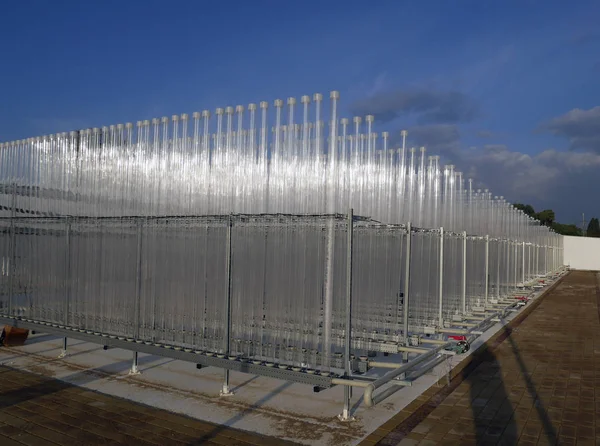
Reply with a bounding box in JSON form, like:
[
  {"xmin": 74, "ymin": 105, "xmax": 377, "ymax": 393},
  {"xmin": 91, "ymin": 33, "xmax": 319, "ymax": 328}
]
[
  {"xmin": 0, "ymin": 316, "xmax": 335, "ymax": 388},
  {"xmin": 363, "ymin": 341, "xmax": 451, "ymax": 407},
  {"xmin": 437, "ymin": 328, "xmax": 468, "ymax": 334},
  {"xmin": 371, "ymin": 354, "xmax": 447, "ymax": 406},
  {"xmin": 460, "ymin": 322, "xmax": 478, "ymax": 328},
  {"xmin": 397, "ymin": 346, "xmax": 430, "ymax": 354},
  {"xmin": 419, "ymin": 339, "xmax": 448, "ymax": 345},
  {"xmin": 364, "ymin": 276, "xmax": 568, "ymax": 407},
  {"xmin": 408, "ymin": 355, "xmax": 446, "ymax": 381},
  {"xmin": 469, "ymin": 303, "xmax": 516, "ymax": 333},
  {"xmin": 331, "ymin": 378, "xmax": 371, "ymax": 388},
  {"xmin": 370, "ymin": 382, "xmax": 403, "ymax": 406},
  {"xmin": 364, "ymin": 294, "xmax": 529, "ymax": 408},
  {"xmin": 368, "ymin": 361, "xmax": 404, "ymax": 369}
]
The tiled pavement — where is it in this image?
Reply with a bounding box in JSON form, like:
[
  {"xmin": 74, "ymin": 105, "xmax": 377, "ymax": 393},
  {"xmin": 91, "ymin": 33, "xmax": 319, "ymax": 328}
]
[
  {"xmin": 361, "ymin": 270, "xmax": 600, "ymax": 446},
  {"xmin": 1, "ymin": 271, "xmax": 598, "ymax": 446},
  {"xmin": 0, "ymin": 364, "xmax": 298, "ymax": 445}
]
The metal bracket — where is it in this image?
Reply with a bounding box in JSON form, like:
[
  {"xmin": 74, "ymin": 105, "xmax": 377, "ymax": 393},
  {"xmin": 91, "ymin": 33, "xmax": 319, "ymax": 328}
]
[{"xmin": 220, "ymin": 385, "xmax": 234, "ymax": 397}]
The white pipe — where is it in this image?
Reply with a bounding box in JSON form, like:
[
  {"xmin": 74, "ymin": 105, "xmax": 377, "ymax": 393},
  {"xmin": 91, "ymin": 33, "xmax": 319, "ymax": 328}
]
[
  {"xmin": 419, "ymin": 339, "xmax": 448, "ymax": 345},
  {"xmin": 397, "ymin": 346, "xmax": 430, "ymax": 354},
  {"xmin": 331, "ymin": 378, "xmax": 371, "ymax": 388},
  {"xmin": 368, "ymin": 361, "xmax": 405, "ymax": 369}
]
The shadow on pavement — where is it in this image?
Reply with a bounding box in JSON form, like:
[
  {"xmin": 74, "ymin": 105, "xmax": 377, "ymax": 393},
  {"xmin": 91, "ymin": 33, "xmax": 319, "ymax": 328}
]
[
  {"xmin": 189, "ymin": 380, "xmax": 294, "ymax": 445},
  {"xmin": 467, "ymin": 322, "xmax": 557, "ymax": 445}
]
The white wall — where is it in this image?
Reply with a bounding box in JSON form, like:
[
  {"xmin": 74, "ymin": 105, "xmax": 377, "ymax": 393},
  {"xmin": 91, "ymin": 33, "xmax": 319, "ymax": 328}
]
[{"xmin": 563, "ymin": 235, "xmax": 600, "ymax": 270}]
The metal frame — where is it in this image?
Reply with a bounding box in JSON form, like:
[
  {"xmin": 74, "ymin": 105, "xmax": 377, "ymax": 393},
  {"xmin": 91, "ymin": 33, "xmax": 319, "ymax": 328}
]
[
  {"xmin": 0, "ymin": 267, "xmax": 567, "ymax": 418},
  {"xmin": 340, "ymin": 209, "xmax": 354, "ymax": 421},
  {"xmin": 0, "ymin": 205, "xmax": 567, "ymax": 418},
  {"xmin": 0, "ymin": 314, "xmax": 335, "ymax": 388},
  {"xmin": 221, "ymin": 215, "xmax": 234, "ymax": 395}
]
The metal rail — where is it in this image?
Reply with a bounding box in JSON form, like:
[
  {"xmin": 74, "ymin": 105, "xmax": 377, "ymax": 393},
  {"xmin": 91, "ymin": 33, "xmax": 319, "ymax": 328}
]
[{"xmin": 0, "ymin": 315, "xmax": 335, "ymax": 388}]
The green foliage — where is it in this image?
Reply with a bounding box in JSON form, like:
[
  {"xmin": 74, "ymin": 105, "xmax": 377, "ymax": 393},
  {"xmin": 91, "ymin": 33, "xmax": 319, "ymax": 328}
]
[
  {"xmin": 587, "ymin": 217, "xmax": 600, "ymax": 237},
  {"xmin": 512, "ymin": 203, "xmax": 589, "ymax": 236},
  {"xmin": 551, "ymin": 223, "xmax": 582, "ymax": 236},
  {"xmin": 536, "ymin": 209, "xmax": 555, "ymax": 227},
  {"xmin": 513, "ymin": 203, "xmax": 536, "ymax": 217}
]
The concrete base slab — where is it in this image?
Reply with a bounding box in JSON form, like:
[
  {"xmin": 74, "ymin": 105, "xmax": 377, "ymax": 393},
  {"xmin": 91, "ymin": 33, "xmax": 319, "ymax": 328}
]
[{"xmin": 0, "ymin": 278, "xmax": 562, "ymax": 445}]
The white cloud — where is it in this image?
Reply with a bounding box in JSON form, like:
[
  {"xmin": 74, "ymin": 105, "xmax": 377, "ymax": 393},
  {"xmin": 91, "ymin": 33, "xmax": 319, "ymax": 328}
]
[
  {"xmin": 350, "ymin": 89, "xmax": 479, "ymax": 124},
  {"xmin": 542, "ymin": 106, "xmax": 600, "ymax": 152},
  {"xmin": 409, "ymin": 124, "xmax": 600, "ymax": 221}
]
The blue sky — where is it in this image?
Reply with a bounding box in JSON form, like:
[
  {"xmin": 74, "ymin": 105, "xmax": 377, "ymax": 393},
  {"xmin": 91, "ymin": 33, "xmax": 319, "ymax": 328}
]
[{"xmin": 2, "ymin": 0, "xmax": 599, "ymax": 225}]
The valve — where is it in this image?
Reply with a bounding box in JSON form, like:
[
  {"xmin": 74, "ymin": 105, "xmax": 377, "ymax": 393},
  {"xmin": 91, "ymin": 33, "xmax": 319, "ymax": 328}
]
[{"xmin": 445, "ymin": 340, "xmax": 470, "ymax": 354}]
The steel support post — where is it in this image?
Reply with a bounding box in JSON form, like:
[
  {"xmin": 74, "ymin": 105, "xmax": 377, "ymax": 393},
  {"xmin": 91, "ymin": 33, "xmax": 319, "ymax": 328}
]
[
  {"xmin": 129, "ymin": 351, "xmax": 140, "ymax": 375},
  {"xmin": 401, "ymin": 223, "xmax": 412, "ymax": 372},
  {"xmin": 522, "ymin": 242, "xmax": 525, "ymax": 285},
  {"xmin": 64, "ymin": 220, "xmax": 71, "ymax": 326},
  {"xmin": 544, "ymin": 244, "xmax": 547, "ymax": 274},
  {"xmin": 340, "ymin": 209, "xmax": 354, "ymax": 421},
  {"xmin": 438, "ymin": 227, "xmax": 444, "ymax": 328},
  {"xmin": 527, "ymin": 244, "xmax": 531, "ymax": 281},
  {"xmin": 221, "ymin": 216, "xmax": 234, "ymax": 396},
  {"xmin": 130, "ymin": 221, "xmax": 144, "ymax": 375},
  {"xmin": 60, "ymin": 220, "xmax": 72, "ymax": 359},
  {"xmin": 403, "ymin": 222, "xmax": 412, "ymax": 343},
  {"xmin": 505, "ymin": 241, "xmax": 510, "ymax": 297},
  {"xmin": 496, "ymin": 240, "xmax": 501, "ymax": 300},
  {"xmin": 461, "ymin": 231, "xmax": 467, "ymax": 315},
  {"xmin": 7, "ymin": 183, "xmax": 16, "ymax": 317},
  {"xmin": 484, "ymin": 235, "xmax": 489, "ymax": 305},
  {"xmin": 59, "ymin": 337, "xmax": 68, "ymax": 359},
  {"xmin": 511, "ymin": 240, "xmax": 519, "ymax": 288},
  {"xmin": 133, "ymin": 221, "xmax": 143, "ymax": 339}
]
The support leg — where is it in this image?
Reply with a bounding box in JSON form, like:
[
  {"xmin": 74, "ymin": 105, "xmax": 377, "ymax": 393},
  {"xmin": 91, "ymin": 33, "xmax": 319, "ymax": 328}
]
[
  {"xmin": 220, "ymin": 369, "xmax": 233, "ymax": 396},
  {"xmin": 338, "ymin": 208, "xmax": 355, "ymax": 422},
  {"xmin": 338, "ymin": 385, "xmax": 355, "ymax": 421},
  {"xmin": 58, "ymin": 337, "xmax": 67, "ymax": 358},
  {"xmin": 400, "ymin": 351, "xmax": 409, "ymax": 379},
  {"xmin": 220, "ymin": 217, "xmax": 234, "ymax": 398},
  {"xmin": 129, "ymin": 351, "xmax": 141, "ymax": 375}
]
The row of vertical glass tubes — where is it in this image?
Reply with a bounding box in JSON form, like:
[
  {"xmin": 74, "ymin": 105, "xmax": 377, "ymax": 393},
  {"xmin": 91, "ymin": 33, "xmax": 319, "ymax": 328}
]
[{"xmin": 0, "ymin": 91, "xmax": 562, "ymax": 371}]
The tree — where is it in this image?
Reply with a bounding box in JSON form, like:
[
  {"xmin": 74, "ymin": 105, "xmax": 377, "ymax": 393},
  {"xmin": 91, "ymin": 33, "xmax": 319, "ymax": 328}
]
[
  {"xmin": 587, "ymin": 217, "xmax": 600, "ymax": 237},
  {"xmin": 536, "ymin": 209, "xmax": 555, "ymax": 227},
  {"xmin": 513, "ymin": 203, "xmax": 536, "ymax": 218},
  {"xmin": 512, "ymin": 203, "xmax": 583, "ymax": 236},
  {"xmin": 551, "ymin": 222, "xmax": 582, "ymax": 236}
]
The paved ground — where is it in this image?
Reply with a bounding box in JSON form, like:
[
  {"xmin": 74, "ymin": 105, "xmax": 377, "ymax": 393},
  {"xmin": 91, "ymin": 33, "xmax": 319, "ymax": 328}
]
[
  {"xmin": 362, "ymin": 270, "xmax": 600, "ymax": 446},
  {"xmin": 0, "ymin": 364, "xmax": 298, "ymax": 445},
  {"xmin": 1, "ymin": 271, "xmax": 597, "ymax": 446}
]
